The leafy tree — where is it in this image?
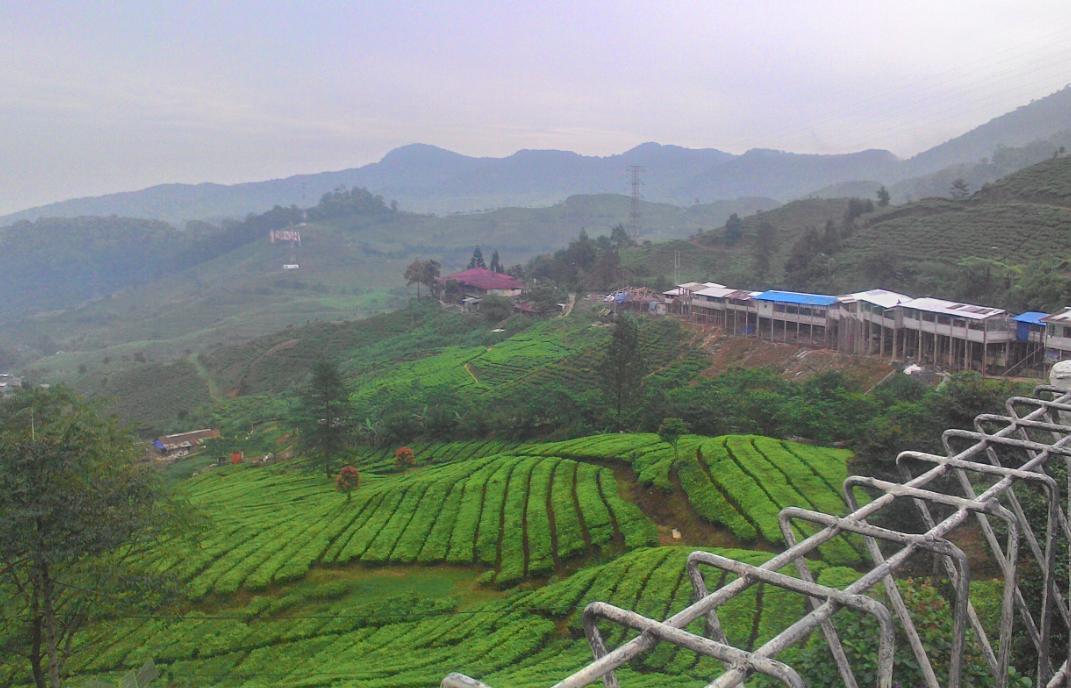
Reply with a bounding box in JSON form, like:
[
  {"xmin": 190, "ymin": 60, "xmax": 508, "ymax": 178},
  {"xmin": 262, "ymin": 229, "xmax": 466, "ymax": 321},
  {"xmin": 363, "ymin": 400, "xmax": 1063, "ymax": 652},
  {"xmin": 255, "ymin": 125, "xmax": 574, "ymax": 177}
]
[
  {"xmin": 609, "ymin": 223, "xmax": 635, "ymax": 250},
  {"xmin": 658, "ymin": 417, "xmax": 689, "ymax": 460},
  {"xmin": 844, "ymin": 197, "xmax": 874, "ymax": 223},
  {"xmin": 443, "ymin": 278, "xmax": 463, "ymax": 304},
  {"xmin": 750, "ymin": 221, "xmax": 777, "ymax": 282},
  {"xmin": 1007, "ymin": 260, "xmax": 1069, "ymax": 312},
  {"xmin": 506, "ymin": 264, "xmax": 525, "ymax": 279},
  {"xmin": 404, "ymin": 260, "xmax": 426, "ymax": 299},
  {"xmin": 724, "ymin": 212, "xmax": 743, "ymax": 243},
  {"xmin": 309, "ymin": 185, "xmax": 392, "ymax": 220},
  {"xmin": 528, "ymin": 280, "xmax": 566, "ymax": 315},
  {"xmin": 489, "ymin": 249, "xmax": 503, "ymax": 273},
  {"xmin": 565, "ymin": 230, "xmax": 598, "ymax": 273},
  {"xmin": 593, "ymin": 249, "xmax": 621, "ymax": 290},
  {"xmin": 597, "ymin": 314, "xmax": 647, "ymax": 424},
  {"xmin": 0, "ymin": 388, "xmax": 195, "ymax": 688},
  {"xmin": 335, "ymin": 466, "xmax": 361, "ymax": 501},
  {"xmin": 480, "ymin": 294, "xmax": 513, "ymax": 322},
  {"xmin": 876, "ymin": 185, "xmax": 891, "ymax": 207},
  {"xmin": 294, "ymin": 361, "xmax": 354, "ymax": 478},
  {"xmin": 950, "ymin": 178, "xmax": 970, "ymax": 198},
  {"xmin": 422, "ymin": 259, "xmax": 441, "ymax": 298},
  {"xmin": 467, "ymin": 246, "xmax": 487, "ymax": 270}
]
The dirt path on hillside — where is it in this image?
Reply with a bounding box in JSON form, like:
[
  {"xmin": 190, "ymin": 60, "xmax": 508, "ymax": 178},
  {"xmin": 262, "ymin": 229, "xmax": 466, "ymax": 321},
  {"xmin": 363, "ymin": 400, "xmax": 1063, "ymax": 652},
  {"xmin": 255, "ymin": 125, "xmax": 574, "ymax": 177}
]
[{"xmin": 189, "ymin": 353, "xmax": 221, "ymax": 402}]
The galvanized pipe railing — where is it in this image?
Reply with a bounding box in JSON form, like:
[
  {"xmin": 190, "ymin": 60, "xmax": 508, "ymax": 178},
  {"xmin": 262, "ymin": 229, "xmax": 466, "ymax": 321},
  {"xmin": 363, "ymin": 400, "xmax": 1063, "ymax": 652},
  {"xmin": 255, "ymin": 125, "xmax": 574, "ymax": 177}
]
[{"xmin": 442, "ymin": 384, "xmax": 1071, "ymax": 688}]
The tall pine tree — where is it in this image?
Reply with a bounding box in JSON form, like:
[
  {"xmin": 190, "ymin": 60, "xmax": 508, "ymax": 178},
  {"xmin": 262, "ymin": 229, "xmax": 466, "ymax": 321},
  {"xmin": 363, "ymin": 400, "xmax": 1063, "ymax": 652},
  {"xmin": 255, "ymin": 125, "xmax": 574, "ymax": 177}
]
[{"xmin": 467, "ymin": 246, "xmax": 487, "ymax": 269}]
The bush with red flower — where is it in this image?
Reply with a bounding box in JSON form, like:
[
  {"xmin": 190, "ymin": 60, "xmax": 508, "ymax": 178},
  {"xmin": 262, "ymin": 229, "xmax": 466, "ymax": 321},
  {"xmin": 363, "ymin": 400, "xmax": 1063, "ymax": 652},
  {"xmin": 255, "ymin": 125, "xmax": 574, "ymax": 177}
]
[{"xmin": 394, "ymin": 446, "xmax": 415, "ymax": 471}]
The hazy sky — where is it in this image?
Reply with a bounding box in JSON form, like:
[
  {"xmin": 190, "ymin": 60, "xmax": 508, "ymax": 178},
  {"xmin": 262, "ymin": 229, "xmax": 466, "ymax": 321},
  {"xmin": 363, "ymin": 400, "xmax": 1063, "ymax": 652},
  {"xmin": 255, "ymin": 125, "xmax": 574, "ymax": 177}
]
[{"xmin": 2, "ymin": 1, "xmax": 1070, "ymax": 214}]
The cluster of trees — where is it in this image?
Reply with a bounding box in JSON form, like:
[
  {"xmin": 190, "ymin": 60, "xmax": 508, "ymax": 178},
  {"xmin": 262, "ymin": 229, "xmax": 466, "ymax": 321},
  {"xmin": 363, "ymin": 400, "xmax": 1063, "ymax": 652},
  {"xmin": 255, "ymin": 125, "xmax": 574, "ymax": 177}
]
[
  {"xmin": 309, "ymin": 185, "xmax": 396, "ymax": 219},
  {"xmin": 403, "ymin": 259, "xmax": 441, "ymax": 299},
  {"xmin": 526, "ymin": 224, "xmax": 635, "ymax": 292},
  {"xmin": 178, "ymin": 185, "xmax": 396, "ymax": 271},
  {"xmin": 467, "ymin": 245, "xmax": 522, "ymax": 277}
]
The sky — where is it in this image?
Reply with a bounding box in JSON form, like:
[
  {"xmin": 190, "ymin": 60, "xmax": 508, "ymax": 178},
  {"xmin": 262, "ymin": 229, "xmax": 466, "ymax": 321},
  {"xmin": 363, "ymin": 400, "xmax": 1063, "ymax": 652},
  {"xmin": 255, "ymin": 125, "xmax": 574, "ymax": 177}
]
[{"xmin": 2, "ymin": 1, "xmax": 1070, "ymax": 214}]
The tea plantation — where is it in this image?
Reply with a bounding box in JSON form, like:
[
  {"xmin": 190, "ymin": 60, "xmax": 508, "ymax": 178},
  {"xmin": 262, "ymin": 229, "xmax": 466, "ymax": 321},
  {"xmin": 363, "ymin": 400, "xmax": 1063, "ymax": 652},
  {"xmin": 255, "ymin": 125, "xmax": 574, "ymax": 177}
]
[
  {"xmin": 59, "ymin": 547, "xmax": 847, "ymax": 688},
  {"xmin": 167, "ymin": 453, "xmax": 658, "ymax": 598},
  {"xmin": 0, "ymin": 428, "xmax": 884, "ymax": 688}
]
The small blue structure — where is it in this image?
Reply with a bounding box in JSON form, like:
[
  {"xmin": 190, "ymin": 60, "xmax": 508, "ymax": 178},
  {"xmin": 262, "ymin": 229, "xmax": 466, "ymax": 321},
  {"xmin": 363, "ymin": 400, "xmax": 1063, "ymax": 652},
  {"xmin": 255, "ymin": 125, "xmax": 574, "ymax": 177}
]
[{"xmin": 1012, "ymin": 311, "xmax": 1049, "ymax": 343}]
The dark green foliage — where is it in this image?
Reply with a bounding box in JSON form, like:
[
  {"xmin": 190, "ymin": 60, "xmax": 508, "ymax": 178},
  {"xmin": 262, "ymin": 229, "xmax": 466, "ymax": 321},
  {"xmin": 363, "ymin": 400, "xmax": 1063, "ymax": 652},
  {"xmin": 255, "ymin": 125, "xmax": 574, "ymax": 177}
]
[
  {"xmin": 793, "ymin": 576, "xmax": 993, "ymax": 688},
  {"xmin": 480, "ymin": 294, "xmax": 513, "ymax": 322},
  {"xmin": 609, "ymin": 223, "xmax": 634, "ymax": 249},
  {"xmin": 751, "ymin": 221, "xmax": 777, "ymax": 282},
  {"xmin": 876, "ymin": 185, "xmax": 891, "ymax": 207},
  {"xmin": 597, "ymin": 314, "xmax": 646, "ymax": 423},
  {"xmin": 527, "ymin": 279, "xmax": 567, "ymax": 315},
  {"xmin": 724, "ymin": 212, "xmax": 743, "ymax": 243},
  {"xmin": 294, "ymin": 361, "xmax": 354, "ymax": 478},
  {"xmin": 307, "ymin": 185, "xmax": 392, "ymax": 220},
  {"xmin": 0, "ymin": 216, "xmax": 180, "ymax": 321},
  {"xmin": 657, "ymin": 417, "xmax": 688, "ymax": 459},
  {"xmin": 467, "ymin": 246, "xmax": 486, "ymax": 270},
  {"xmin": 0, "ymin": 388, "xmax": 194, "ymax": 688}
]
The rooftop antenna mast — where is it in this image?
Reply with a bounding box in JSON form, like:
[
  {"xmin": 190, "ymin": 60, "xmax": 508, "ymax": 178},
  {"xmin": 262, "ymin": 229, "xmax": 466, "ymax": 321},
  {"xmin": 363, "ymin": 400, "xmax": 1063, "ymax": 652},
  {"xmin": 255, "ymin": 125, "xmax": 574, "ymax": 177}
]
[{"xmin": 627, "ymin": 165, "xmax": 645, "ymax": 240}]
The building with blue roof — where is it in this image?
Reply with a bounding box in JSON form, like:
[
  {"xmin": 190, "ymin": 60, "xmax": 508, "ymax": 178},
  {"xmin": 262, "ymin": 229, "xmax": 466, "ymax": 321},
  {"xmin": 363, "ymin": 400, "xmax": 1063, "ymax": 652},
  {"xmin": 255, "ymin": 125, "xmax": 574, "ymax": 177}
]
[
  {"xmin": 751, "ymin": 290, "xmax": 838, "ymax": 345},
  {"xmin": 1012, "ymin": 312, "xmax": 1049, "ymax": 343},
  {"xmin": 753, "ymin": 290, "xmax": 839, "ymax": 307}
]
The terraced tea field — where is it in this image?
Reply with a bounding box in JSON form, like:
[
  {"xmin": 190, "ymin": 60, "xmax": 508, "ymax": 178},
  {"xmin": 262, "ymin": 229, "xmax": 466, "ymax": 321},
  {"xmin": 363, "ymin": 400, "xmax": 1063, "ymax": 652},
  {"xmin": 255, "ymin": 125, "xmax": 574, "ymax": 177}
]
[
  {"xmin": 351, "ymin": 438, "xmax": 523, "ymax": 472},
  {"xmin": 521, "ymin": 433, "xmax": 862, "ymax": 564},
  {"xmin": 170, "ymin": 454, "xmax": 657, "ymax": 597},
  {"xmin": 4, "ymin": 430, "xmax": 871, "ymax": 688},
  {"xmin": 63, "ymin": 547, "xmax": 848, "ymax": 688}
]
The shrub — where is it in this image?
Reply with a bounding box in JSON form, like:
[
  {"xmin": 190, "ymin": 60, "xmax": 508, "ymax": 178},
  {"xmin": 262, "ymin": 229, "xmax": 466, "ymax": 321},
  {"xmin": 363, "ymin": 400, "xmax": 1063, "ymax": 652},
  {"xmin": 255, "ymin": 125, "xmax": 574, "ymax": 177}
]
[
  {"xmin": 394, "ymin": 446, "xmax": 415, "ymax": 470},
  {"xmin": 335, "ymin": 466, "xmax": 360, "ymax": 500}
]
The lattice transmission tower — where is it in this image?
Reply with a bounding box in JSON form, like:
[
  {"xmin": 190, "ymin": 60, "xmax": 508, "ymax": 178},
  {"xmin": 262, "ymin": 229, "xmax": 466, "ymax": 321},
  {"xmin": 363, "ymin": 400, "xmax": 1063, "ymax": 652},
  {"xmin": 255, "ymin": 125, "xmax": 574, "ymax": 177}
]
[{"xmin": 627, "ymin": 165, "xmax": 645, "ymax": 240}]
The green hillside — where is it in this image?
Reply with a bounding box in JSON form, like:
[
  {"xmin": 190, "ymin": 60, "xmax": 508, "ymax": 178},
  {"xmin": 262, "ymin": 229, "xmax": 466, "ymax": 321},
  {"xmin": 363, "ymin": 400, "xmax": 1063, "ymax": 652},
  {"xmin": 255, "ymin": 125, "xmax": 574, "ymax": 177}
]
[
  {"xmin": 3, "ymin": 193, "xmax": 771, "ymax": 368},
  {"xmin": 42, "ymin": 304, "xmax": 706, "ymax": 432},
  {"xmin": 973, "ymin": 154, "xmax": 1071, "ymax": 206},
  {"xmin": 842, "ymin": 199, "xmax": 1071, "ymax": 265},
  {"xmin": 619, "ymin": 156, "xmax": 1071, "ymax": 306}
]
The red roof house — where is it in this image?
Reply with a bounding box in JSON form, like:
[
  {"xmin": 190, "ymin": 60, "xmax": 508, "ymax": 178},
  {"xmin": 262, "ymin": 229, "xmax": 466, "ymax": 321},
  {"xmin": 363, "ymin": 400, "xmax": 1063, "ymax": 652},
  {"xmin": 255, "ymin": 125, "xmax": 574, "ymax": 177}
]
[{"xmin": 442, "ymin": 268, "xmax": 523, "ymax": 294}]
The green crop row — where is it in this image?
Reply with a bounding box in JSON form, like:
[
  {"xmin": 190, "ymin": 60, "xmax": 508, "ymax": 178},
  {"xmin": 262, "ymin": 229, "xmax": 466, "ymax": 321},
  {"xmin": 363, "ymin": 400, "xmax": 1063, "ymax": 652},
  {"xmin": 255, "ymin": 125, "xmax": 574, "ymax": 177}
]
[
  {"xmin": 700, "ymin": 438, "xmax": 785, "ymax": 542},
  {"xmin": 52, "ymin": 541, "xmax": 950, "ymax": 688},
  {"xmin": 177, "ymin": 454, "xmax": 652, "ymax": 597}
]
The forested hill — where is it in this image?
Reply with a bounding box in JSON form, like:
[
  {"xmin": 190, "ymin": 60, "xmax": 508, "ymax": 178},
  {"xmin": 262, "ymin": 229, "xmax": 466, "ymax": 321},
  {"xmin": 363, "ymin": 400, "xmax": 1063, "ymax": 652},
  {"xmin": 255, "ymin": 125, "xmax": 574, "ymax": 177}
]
[
  {"xmin": 5, "ymin": 87, "xmax": 1070, "ymax": 223},
  {"xmin": 905, "ymin": 85, "xmax": 1071, "ymax": 173},
  {"xmin": 0, "ymin": 216, "xmax": 180, "ymax": 322},
  {"xmin": 0, "ymin": 190, "xmax": 772, "ymax": 365}
]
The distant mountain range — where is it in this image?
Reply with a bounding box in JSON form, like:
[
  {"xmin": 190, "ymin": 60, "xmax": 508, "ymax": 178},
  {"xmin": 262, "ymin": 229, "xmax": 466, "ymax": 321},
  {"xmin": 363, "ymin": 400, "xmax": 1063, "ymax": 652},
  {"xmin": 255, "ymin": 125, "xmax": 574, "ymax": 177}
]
[{"xmin": 4, "ymin": 86, "xmax": 1070, "ymax": 225}]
